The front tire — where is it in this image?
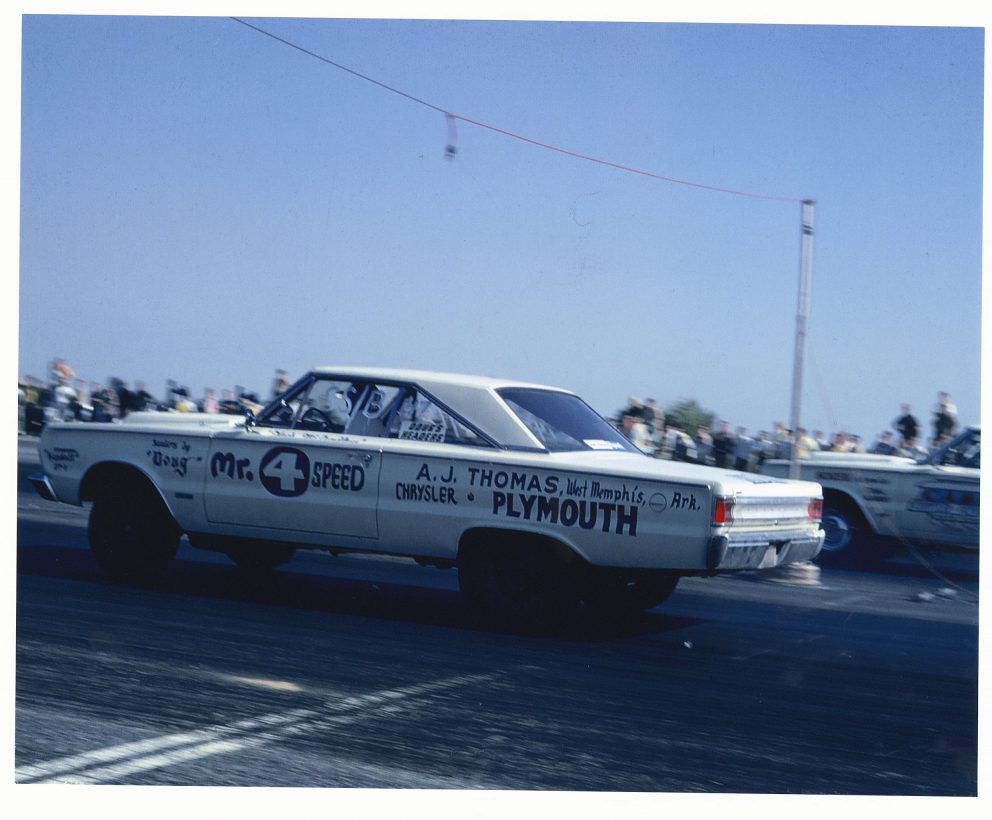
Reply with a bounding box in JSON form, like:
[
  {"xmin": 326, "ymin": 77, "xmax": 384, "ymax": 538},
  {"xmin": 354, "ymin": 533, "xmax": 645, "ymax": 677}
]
[
  {"xmin": 88, "ymin": 490, "xmax": 180, "ymax": 583},
  {"xmin": 224, "ymin": 542, "xmax": 296, "ymax": 574}
]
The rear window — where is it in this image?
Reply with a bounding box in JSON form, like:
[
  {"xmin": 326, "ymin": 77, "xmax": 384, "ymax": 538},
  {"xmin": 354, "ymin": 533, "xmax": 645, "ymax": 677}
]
[{"xmin": 497, "ymin": 388, "xmax": 639, "ymax": 453}]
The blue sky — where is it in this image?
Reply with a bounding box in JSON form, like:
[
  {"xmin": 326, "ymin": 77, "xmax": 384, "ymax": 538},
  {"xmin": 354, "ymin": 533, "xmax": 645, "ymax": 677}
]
[{"xmin": 14, "ymin": 10, "xmax": 985, "ymax": 441}]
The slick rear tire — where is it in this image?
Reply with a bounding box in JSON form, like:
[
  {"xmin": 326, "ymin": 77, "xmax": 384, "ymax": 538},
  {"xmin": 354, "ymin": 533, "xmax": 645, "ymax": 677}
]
[
  {"xmin": 88, "ymin": 490, "xmax": 180, "ymax": 584},
  {"xmin": 585, "ymin": 568, "xmax": 680, "ymax": 613},
  {"xmin": 458, "ymin": 537, "xmax": 585, "ymax": 626}
]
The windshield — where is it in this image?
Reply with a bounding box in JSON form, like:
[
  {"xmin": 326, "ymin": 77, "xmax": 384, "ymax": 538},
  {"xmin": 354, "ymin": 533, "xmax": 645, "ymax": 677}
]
[
  {"xmin": 931, "ymin": 428, "xmax": 980, "ymax": 468},
  {"xmin": 497, "ymin": 388, "xmax": 639, "ymax": 453}
]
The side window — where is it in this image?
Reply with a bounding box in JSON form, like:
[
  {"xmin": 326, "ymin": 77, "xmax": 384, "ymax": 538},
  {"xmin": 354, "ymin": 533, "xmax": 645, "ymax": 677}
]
[
  {"xmin": 257, "ymin": 383, "xmax": 307, "ymax": 429},
  {"xmin": 298, "ymin": 380, "xmax": 363, "ymax": 432},
  {"xmin": 386, "ymin": 390, "xmax": 487, "ymax": 447},
  {"xmin": 503, "ymin": 398, "xmax": 579, "ymax": 450},
  {"xmin": 343, "ymin": 384, "xmax": 406, "ymax": 438},
  {"xmin": 939, "ymin": 431, "xmax": 981, "ymax": 468},
  {"xmin": 257, "ymin": 378, "xmax": 364, "ymax": 432},
  {"xmin": 255, "ymin": 379, "xmax": 490, "ymax": 447}
]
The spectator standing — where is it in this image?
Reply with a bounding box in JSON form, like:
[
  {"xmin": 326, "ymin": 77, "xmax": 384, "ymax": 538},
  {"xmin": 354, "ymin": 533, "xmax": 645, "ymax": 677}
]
[
  {"xmin": 932, "ymin": 392, "xmax": 957, "ymax": 443},
  {"xmin": 772, "ymin": 422, "xmax": 791, "ymax": 459},
  {"xmin": 695, "ymin": 425, "xmax": 713, "ymax": 465},
  {"xmin": 664, "ymin": 426, "xmax": 697, "ymax": 463},
  {"xmin": 179, "ymin": 389, "xmax": 199, "ymax": 413},
  {"xmin": 755, "ymin": 431, "xmax": 777, "ymax": 467},
  {"xmin": 219, "ymin": 389, "xmax": 241, "ymax": 415},
  {"xmin": 90, "ymin": 383, "xmax": 113, "ymax": 422},
  {"xmin": 53, "ymin": 379, "xmax": 76, "ymax": 421},
  {"xmin": 894, "ymin": 404, "xmax": 919, "ymax": 443},
  {"xmin": 775, "ymin": 428, "xmax": 795, "ymax": 460},
  {"xmin": 201, "ymin": 388, "xmax": 219, "ymax": 414},
  {"xmin": 49, "ymin": 358, "xmax": 75, "ymax": 387},
  {"xmin": 733, "ymin": 427, "xmax": 755, "ymax": 472},
  {"xmin": 110, "ymin": 378, "xmax": 134, "ymax": 417},
  {"xmin": 70, "ymin": 379, "xmax": 90, "ymax": 420},
  {"xmin": 271, "ymin": 369, "xmax": 291, "ymax": 399},
  {"xmin": 656, "ymin": 425, "xmax": 677, "ymax": 460},
  {"xmin": 870, "ymin": 431, "xmax": 898, "ymax": 455},
  {"xmin": 642, "ymin": 399, "xmax": 664, "ymax": 451},
  {"xmin": 829, "ymin": 432, "xmax": 852, "ymax": 452},
  {"xmin": 712, "ymin": 421, "xmax": 736, "ymax": 468},
  {"xmin": 132, "ymin": 381, "xmax": 155, "ymax": 413},
  {"xmin": 620, "ymin": 413, "xmax": 652, "ymax": 453},
  {"xmin": 796, "ymin": 428, "xmax": 819, "ymax": 459},
  {"xmin": 734, "ymin": 427, "xmax": 757, "ymax": 471}
]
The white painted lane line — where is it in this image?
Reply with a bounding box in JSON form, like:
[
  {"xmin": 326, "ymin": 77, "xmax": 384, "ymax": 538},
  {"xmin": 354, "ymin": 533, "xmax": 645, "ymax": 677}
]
[
  {"xmin": 18, "ymin": 672, "xmax": 496, "ymax": 784},
  {"xmin": 50, "ymin": 738, "xmax": 273, "ymax": 785},
  {"xmin": 217, "ymin": 675, "xmax": 303, "ymax": 692},
  {"xmin": 14, "ymin": 707, "xmax": 318, "ymax": 783}
]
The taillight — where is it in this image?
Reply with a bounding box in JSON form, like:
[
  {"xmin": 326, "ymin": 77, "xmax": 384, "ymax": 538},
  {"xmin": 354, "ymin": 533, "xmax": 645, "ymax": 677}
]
[
  {"xmin": 713, "ymin": 497, "xmax": 735, "ymax": 526},
  {"xmin": 808, "ymin": 498, "xmax": 823, "ymax": 522}
]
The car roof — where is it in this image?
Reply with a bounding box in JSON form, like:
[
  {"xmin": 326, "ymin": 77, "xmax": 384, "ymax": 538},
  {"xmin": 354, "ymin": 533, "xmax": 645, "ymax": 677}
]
[
  {"xmin": 311, "ymin": 366, "xmax": 572, "ymax": 394},
  {"xmin": 308, "ymin": 366, "xmax": 577, "ymax": 449}
]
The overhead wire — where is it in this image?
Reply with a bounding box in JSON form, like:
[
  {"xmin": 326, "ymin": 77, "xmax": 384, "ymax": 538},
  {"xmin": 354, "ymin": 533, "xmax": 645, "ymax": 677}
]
[
  {"xmin": 230, "ymin": 17, "xmax": 448, "ymax": 114},
  {"xmin": 230, "ymin": 17, "xmax": 806, "ymax": 204}
]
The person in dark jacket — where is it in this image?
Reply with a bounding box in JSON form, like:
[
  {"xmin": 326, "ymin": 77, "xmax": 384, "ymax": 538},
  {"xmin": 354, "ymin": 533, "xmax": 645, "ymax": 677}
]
[
  {"xmin": 894, "ymin": 404, "xmax": 919, "ymax": 442},
  {"xmin": 932, "ymin": 392, "xmax": 957, "ymax": 443},
  {"xmin": 712, "ymin": 421, "xmax": 736, "ymax": 469}
]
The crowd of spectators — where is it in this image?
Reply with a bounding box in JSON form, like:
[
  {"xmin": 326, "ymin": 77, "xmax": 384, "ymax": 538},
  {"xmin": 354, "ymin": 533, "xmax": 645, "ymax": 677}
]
[
  {"xmin": 17, "ymin": 358, "xmax": 267, "ymax": 434},
  {"xmin": 17, "ymin": 360, "xmax": 965, "ymax": 468},
  {"xmin": 613, "ymin": 393, "xmax": 961, "ymax": 470}
]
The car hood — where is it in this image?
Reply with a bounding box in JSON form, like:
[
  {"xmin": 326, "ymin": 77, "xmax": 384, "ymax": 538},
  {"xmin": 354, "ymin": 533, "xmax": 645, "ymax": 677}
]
[
  {"xmin": 767, "ymin": 453, "xmax": 916, "ymax": 467},
  {"xmin": 119, "ymin": 411, "xmax": 242, "ymax": 430}
]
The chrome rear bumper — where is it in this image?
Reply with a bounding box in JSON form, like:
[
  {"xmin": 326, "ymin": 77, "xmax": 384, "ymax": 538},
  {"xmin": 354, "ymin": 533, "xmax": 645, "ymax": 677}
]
[{"xmin": 707, "ymin": 528, "xmax": 825, "ymax": 571}]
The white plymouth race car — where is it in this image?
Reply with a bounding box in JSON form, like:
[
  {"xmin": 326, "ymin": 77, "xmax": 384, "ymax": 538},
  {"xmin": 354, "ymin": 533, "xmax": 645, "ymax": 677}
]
[{"xmin": 31, "ymin": 367, "xmax": 825, "ymax": 622}]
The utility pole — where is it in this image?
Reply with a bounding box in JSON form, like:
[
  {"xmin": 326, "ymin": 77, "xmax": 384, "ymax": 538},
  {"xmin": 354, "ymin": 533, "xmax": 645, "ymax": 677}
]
[{"xmin": 789, "ymin": 199, "xmax": 815, "ymax": 479}]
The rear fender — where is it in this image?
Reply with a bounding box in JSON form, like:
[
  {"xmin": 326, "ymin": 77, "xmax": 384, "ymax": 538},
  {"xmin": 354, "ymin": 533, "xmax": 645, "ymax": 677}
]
[
  {"xmin": 822, "ymin": 487, "xmax": 878, "ymax": 534},
  {"xmin": 79, "ymin": 461, "xmax": 178, "ymax": 524},
  {"xmin": 457, "ymin": 526, "xmax": 588, "ymax": 567}
]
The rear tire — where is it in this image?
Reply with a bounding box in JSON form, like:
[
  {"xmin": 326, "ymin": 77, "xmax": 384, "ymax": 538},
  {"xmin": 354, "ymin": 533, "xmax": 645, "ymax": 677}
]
[
  {"xmin": 585, "ymin": 568, "xmax": 680, "ymax": 613},
  {"xmin": 88, "ymin": 489, "xmax": 180, "ymax": 583},
  {"xmin": 458, "ymin": 536, "xmax": 585, "ymax": 626}
]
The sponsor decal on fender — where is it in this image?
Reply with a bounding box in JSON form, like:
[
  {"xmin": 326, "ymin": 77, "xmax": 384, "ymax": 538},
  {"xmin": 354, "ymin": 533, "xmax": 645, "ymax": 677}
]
[
  {"xmin": 491, "ymin": 491, "xmax": 638, "ymax": 537},
  {"xmin": 210, "ymin": 446, "xmax": 366, "ymax": 498},
  {"xmin": 259, "ymin": 447, "xmax": 311, "ymax": 497}
]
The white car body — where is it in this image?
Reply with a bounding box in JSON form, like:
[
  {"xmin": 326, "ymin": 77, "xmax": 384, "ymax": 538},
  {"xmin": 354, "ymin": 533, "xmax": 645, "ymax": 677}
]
[
  {"xmin": 33, "ymin": 368, "xmax": 825, "ymax": 617},
  {"xmin": 761, "ymin": 427, "xmax": 979, "ymax": 557}
]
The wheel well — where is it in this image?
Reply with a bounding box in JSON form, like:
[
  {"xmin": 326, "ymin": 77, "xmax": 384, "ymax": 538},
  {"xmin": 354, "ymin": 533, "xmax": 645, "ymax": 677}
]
[
  {"xmin": 457, "ymin": 527, "xmax": 586, "ymax": 568},
  {"xmin": 822, "ymin": 488, "xmax": 866, "ymax": 521},
  {"xmin": 80, "ymin": 462, "xmax": 171, "ymax": 512}
]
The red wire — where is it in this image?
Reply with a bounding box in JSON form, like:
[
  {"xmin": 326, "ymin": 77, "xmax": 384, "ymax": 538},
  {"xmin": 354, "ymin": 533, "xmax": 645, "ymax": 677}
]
[
  {"xmin": 448, "ymin": 113, "xmax": 805, "ymax": 204},
  {"xmin": 230, "ymin": 19, "xmax": 806, "ymax": 204}
]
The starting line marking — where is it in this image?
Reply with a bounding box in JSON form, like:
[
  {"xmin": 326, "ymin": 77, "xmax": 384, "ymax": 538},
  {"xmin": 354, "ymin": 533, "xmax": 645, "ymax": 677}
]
[{"xmin": 16, "ymin": 672, "xmax": 496, "ymax": 784}]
